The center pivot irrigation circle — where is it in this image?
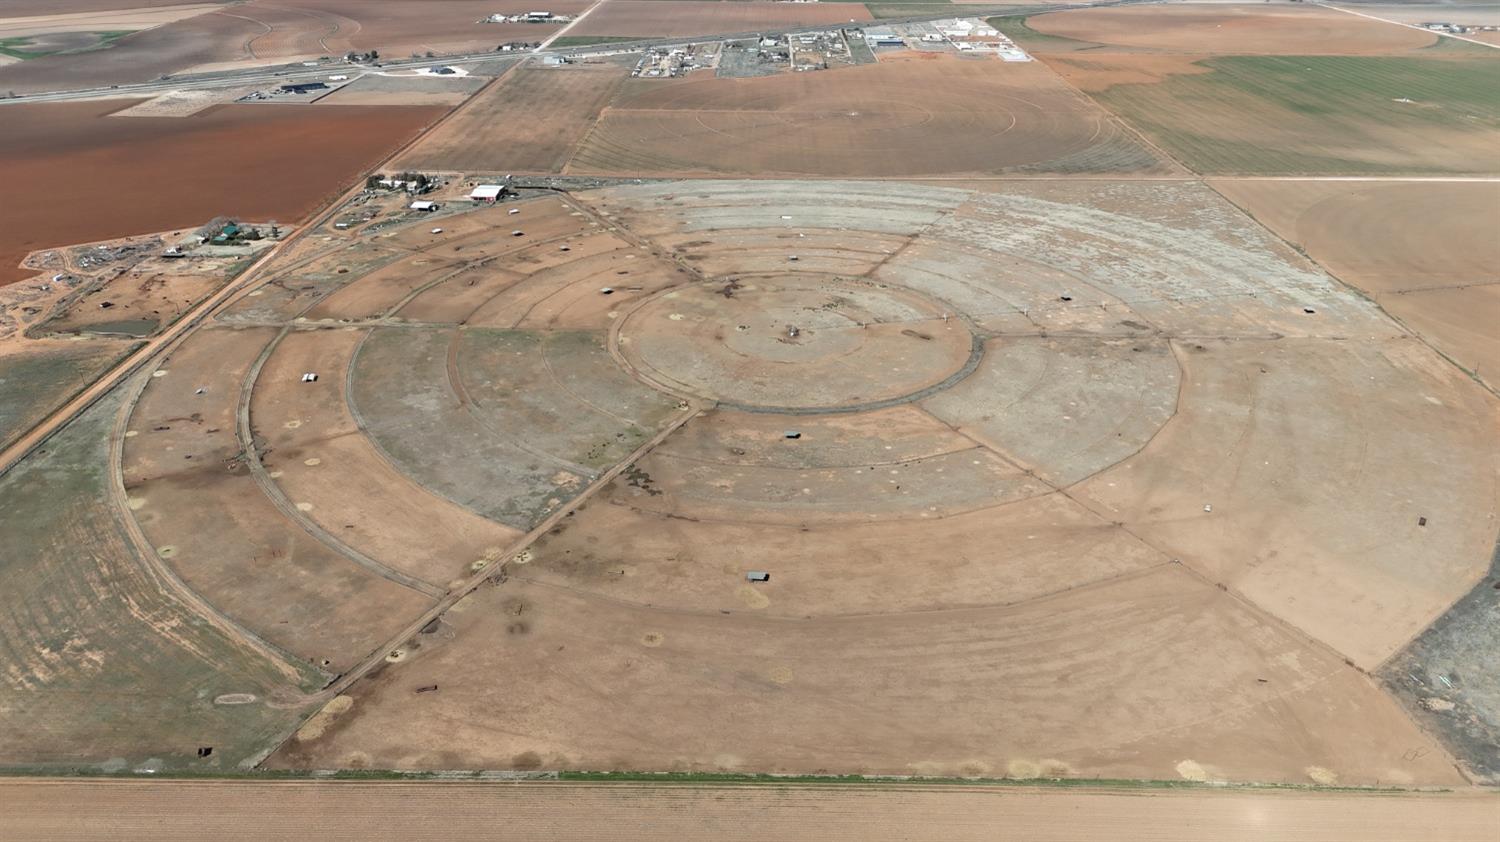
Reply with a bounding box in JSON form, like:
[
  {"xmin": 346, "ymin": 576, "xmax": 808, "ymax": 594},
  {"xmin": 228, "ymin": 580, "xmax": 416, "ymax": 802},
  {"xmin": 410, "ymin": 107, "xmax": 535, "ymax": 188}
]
[{"xmin": 615, "ymin": 275, "xmax": 976, "ymax": 412}]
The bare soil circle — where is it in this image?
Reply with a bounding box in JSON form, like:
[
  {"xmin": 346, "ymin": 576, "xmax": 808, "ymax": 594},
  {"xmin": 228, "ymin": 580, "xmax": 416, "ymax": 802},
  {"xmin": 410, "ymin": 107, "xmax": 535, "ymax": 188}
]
[{"xmin": 616, "ymin": 276, "xmax": 974, "ymax": 411}]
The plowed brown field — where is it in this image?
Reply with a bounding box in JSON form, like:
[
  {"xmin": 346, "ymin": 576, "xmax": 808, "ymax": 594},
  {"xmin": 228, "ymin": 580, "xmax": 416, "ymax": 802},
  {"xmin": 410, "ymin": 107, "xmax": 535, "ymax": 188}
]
[{"xmin": 0, "ymin": 100, "xmax": 446, "ymax": 285}]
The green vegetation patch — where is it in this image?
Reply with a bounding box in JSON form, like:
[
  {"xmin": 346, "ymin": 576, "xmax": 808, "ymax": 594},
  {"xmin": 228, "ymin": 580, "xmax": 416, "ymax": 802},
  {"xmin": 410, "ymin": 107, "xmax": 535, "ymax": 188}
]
[
  {"xmin": 548, "ymin": 35, "xmax": 645, "ymax": 48},
  {"xmin": 0, "ymin": 386, "xmax": 313, "ymax": 773},
  {"xmin": 0, "ymin": 30, "xmax": 130, "ymax": 60},
  {"xmin": 866, "ymin": 2, "xmax": 956, "ymax": 20},
  {"xmin": 1083, "ymin": 55, "xmax": 1500, "ymax": 174},
  {"xmin": 0, "ymin": 341, "xmax": 137, "ymax": 450}
]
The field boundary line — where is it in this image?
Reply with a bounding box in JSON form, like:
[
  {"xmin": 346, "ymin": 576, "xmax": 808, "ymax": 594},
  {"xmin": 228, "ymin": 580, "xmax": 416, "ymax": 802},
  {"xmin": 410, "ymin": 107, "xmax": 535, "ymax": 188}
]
[
  {"xmin": 0, "ymin": 68, "xmax": 495, "ymax": 480},
  {"xmin": 235, "ymin": 326, "xmax": 449, "ymax": 598},
  {"xmin": 255, "ymin": 397, "xmax": 705, "ymax": 738},
  {"xmin": 105, "ymin": 359, "xmax": 321, "ymax": 693},
  {"xmin": 1204, "ymin": 181, "xmax": 1497, "ymax": 401},
  {"xmin": 1319, "ymin": 3, "xmax": 1500, "ymax": 51},
  {"xmin": 536, "ymin": 0, "xmax": 613, "ymax": 52}
]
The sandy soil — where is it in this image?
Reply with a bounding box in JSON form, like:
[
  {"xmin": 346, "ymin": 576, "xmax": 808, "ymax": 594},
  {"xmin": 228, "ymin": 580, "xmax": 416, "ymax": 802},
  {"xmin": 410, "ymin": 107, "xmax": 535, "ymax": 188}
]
[
  {"xmin": 0, "ymin": 101, "xmax": 445, "ymax": 286},
  {"xmin": 398, "ymin": 62, "xmax": 633, "ymax": 173},
  {"xmin": 121, "ymin": 325, "xmax": 434, "ymax": 674},
  {"xmin": 1209, "ymin": 180, "xmax": 1500, "ymax": 293},
  {"xmin": 237, "ymin": 180, "xmax": 1497, "ymax": 783},
  {"xmin": 0, "ymin": 0, "xmax": 224, "ymax": 15},
  {"xmin": 0, "ymin": 3, "xmax": 221, "ymax": 39},
  {"xmin": 6, "ymin": 780, "xmax": 1498, "ymax": 842},
  {"xmin": 1025, "ymin": 4, "xmax": 1438, "ymax": 54},
  {"xmin": 568, "ymin": 54, "xmax": 1171, "ymax": 177},
  {"xmin": 1377, "ymin": 284, "xmax": 1500, "ymax": 385},
  {"xmin": 1212, "ymin": 180, "xmax": 1500, "ymax": 386},
  {"xmin": 569, "ymin": 0, "xmax": 873, "ymax": 38},
  {"xmin": 249, "ymin": 327, "xmax": 524, "ymax": 588},
  {"xmin": 273, "ymin": 573, "xmax": 1461, "ymax": 784},
  {"xmin": 315, "ymin": 74, "xmax": 487, "ymax": 106}
]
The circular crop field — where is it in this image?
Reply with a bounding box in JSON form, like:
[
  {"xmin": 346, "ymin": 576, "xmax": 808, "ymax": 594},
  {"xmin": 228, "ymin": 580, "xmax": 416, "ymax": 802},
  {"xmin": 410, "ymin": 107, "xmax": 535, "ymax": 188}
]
[{"xmin": 90, "ymin": 181, "xmax": 1498, "ymax": 785}]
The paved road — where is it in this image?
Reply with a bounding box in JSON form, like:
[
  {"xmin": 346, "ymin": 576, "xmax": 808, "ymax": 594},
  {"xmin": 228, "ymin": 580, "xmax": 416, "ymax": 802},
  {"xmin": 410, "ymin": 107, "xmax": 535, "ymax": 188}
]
[
  {"xmin": 4, "ymin": 779, "xmax": 1496, "ymax": 841},
  {"xmin": 0, "ymin": 1, "xmax": 1129, "ymax": 104}
]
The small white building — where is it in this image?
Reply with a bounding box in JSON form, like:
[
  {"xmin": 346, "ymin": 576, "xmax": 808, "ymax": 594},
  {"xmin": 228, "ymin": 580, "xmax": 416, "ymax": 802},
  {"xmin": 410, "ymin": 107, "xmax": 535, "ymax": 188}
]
[
  {"xmin": 469, "ymin": 184, "xmax": 505, "ymax": 202},
  {"xmin": 409, "ymin": 200, "xmax": 438, "ymax": 211}
]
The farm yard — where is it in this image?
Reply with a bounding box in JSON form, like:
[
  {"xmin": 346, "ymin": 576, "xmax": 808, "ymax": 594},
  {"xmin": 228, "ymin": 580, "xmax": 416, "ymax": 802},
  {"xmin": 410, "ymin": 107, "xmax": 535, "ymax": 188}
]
[
  {"xmin": 0, "ymin": 100, "xmax": 446, "ymax": 286},
  {"xmin": 0, "ymin": 2, "xmax": 1499, "ymax": 832}
]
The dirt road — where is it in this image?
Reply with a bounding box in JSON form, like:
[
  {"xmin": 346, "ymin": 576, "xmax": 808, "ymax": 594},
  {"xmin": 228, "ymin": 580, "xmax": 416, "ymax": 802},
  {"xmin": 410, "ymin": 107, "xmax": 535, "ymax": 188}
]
[{"xmin": 3, "ymin": 779, "xmax": 1496, "ymax": 841}]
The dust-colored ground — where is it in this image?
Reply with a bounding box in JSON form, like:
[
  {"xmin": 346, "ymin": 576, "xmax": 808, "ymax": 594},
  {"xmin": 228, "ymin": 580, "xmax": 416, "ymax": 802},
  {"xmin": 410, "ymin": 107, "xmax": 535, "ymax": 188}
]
[
  {"xmin": 257, "ymin": 180, "xmax": 1497, "ymax": 784},
  {"xmin": 120, "ymin": 325, "xmax": 435, "ymax": 676},
  {"xmin": 0, "ymin": 100, "xmax": 445, "ymax": 285},
  {"xmin": 315, "ymin": 73, "xmax": 488, "ymax": 107},
  {"xmin": 1212, "ymin": 180, "xmax": 1500, "ymax": 385},
  {"xmin": 107, "ymin": 85, "xmax": 264, "ymax": 117},
  {"xmin": 1024, "ymin": 3, "xmax": 1438, "ymax": 54},
  {"xmin": 568, "ymin": 53, "xmax": 1171, "ymax": 177},
  {"xmin": 0, "ymin": 3, "xmax": 221, "ymax": 39},
  {"xmin": 33, "ymin": 251, "xmax": 260, "ymax": 339},
  {"xmin": 6, "ymin": 780, "xmax": 1497, "ymax": 842},
  {"xmin": 568, "ymin": 1, "xmax": 873, "ymax": 39},
  {"xmin": 0, "ymin": 0, "xmax": 225, "ymax": 16},
  {"xmin": 397, "ymin": 62, "xmax": 633, "ymax": 172},
  {"xmin": 249, "ymin": 327, "xmax": 524, "ymax": 589}
]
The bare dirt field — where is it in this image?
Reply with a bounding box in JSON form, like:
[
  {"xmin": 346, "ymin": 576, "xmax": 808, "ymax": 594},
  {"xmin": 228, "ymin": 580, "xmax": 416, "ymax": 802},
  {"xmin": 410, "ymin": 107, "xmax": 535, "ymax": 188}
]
[
  {"xmin": 568, "ymin": 53, "xmax": 1172, "ymax": 176},
  {"xmin": 397, "ymin": 62, "xmax": 633, "ymax": 172},
  {"xmin": 178, "ymin": 0, "xmax": 587, "ymax": 72},
  {"xmin": 316, "ymin": 73, "xmax": 488, "ymax": 106},
  {"xmin": 567, "ymin": 1, "xmax": 873, "ymax": 39},
  {"xmin": 1212, "ymin": 180, "xmax": 1500, "ymax": 385},
  {"xmin": 0, "ymin": 0, "xmax": 225, "ymax": 16},
  {"xmin": 1022, "ymin": 3, "xmax": 1438, "ymax": 54},
  {"xmin": 6, "ymin": 780, "xmax": 1497, "ymax": 842},
  {"xmin": 225, "ymin": 180, "xmax": 1495, "ymax": 784},
  {"xmin": 32, "ymin": 253, "xmax": 253, "ymax": 339},
  {"xmin": 0, "ymin": 100, "xmax": 445, "ymax": 286},
  {"xmin": 0, "ymin": 3, "xmax": 221, "ymax": 39}
]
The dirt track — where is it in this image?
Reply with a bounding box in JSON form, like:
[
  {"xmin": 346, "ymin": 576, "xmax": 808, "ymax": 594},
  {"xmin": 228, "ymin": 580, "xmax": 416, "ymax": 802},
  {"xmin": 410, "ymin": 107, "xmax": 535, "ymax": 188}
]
[{"xmin": 4, "ymin": 779, "xmax": 1497, "ymax": 842}]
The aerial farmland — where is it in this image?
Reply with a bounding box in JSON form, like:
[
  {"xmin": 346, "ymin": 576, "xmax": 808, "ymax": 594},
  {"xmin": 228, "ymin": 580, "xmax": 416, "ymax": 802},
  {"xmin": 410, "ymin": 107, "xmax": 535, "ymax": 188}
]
[{"xmin": 0, "ymin": 1, "xmax": 1497, "ymax": 839}]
